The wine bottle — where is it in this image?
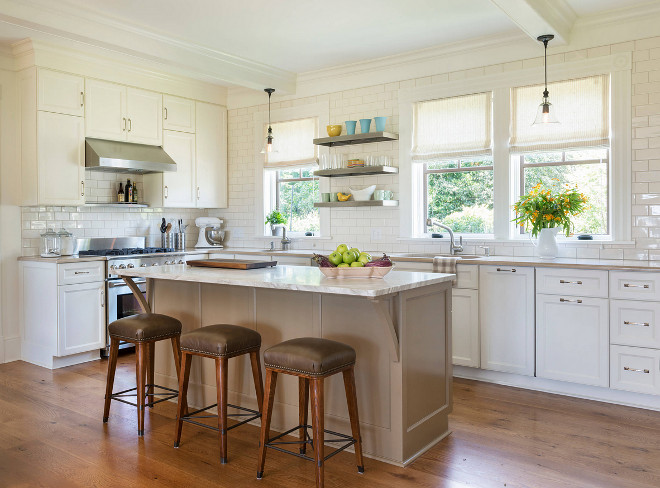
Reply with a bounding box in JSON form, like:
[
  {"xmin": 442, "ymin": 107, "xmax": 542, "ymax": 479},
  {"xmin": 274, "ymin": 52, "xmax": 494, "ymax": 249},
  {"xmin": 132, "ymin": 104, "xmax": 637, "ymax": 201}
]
[
  {"xmin": 117, "ymin": 183, "xmax": 124, "ymax": 203},
  {"xmin": 132, "ymin": 183, "xmax": 138, "ymax": 203},
  {"xmin": 125, "ymin": 179, "xmax": 132, "ymax": 203}
]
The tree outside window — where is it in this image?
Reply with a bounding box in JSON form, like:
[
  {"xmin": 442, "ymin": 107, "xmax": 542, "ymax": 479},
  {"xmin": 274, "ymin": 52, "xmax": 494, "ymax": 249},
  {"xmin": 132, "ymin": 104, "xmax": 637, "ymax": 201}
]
[{"xmin": 275, "ymin": 166, "xmax": 319, "ymax": 234}]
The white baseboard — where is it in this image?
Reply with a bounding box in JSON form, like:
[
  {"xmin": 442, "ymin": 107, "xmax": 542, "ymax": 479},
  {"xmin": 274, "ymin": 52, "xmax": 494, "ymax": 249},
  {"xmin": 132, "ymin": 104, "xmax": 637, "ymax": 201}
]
[
  {"xmin": 2, "ymin": 336, "xmax": 21, "ymax": 363},
  {"xmin": 21, "ymin": 340, "xmax": 101, "ymax": 369},
  {"xmin": 454, "ymin": 366, "xmax": 660, "ymax": 412}
]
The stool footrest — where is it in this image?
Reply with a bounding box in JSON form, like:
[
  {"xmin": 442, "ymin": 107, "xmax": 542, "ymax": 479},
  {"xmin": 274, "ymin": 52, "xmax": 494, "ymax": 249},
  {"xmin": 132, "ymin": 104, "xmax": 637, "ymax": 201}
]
[
  {"xmin": 265, "ymin": 424, "xmax": 356, "ymax": 463},
  {"xmin": 107, "ymin": 384, "xmax": 178, "ymax": 408},
  {"xmin": 180, "ymin": 403, "xmax": 261, "ymax": 432}
]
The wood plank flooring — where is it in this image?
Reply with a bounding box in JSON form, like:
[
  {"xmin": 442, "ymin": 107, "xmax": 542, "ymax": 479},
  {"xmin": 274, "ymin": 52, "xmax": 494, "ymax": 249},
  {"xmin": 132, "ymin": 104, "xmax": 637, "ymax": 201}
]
[{"xmin": 1, "ymin": 354, "xmax": 659, "ymax": 487}]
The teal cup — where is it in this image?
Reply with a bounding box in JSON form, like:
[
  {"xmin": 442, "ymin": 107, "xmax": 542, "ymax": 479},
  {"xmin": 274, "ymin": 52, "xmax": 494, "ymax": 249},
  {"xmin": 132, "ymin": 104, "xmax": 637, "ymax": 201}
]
[
  {"xmin": 359, "ymin": 118, "xmax": 372, "ymax": 133},
  {"xmin": 321, "ymin": 192, "xmax": 331, "ymax": 202},
  {"xmin": 345, "ymin": 120, "xmax": 357, "ymax": 135},
  {"xmin": 374, "ymin": 116, "xmax": 387, "ymax": 132},
  {"xmin": 330, "ymin": 192, "xmax": 339, "ymax": 202},
  {"xmin": 374, "ymin": 190, "xmax": 385, "ymax": 201}
]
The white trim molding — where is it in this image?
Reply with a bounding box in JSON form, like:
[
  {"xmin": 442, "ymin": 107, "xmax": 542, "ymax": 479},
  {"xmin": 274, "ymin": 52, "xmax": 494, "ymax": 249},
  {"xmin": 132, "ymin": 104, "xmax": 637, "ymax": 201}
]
[{"xmin": 398, "ymin": 53, "xmax": 632, "ymax": 241}]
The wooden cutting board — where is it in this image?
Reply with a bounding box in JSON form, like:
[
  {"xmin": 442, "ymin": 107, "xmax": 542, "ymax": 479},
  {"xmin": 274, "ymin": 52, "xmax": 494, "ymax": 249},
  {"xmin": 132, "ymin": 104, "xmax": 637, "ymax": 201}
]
[{"xmin": 186, "ymin": 258, "xmax": 278, "ymax": 270}]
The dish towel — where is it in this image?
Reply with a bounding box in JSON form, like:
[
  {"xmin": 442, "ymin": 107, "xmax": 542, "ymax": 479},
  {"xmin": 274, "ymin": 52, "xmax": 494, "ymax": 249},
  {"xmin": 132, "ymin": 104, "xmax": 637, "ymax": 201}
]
[{"xmin": 433, "ymin": 256, "xmax": 462, "ymax": 286}]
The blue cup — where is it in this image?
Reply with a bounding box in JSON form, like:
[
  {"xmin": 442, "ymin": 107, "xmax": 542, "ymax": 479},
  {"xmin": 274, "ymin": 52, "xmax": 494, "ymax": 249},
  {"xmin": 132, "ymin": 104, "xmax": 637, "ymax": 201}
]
[
  {"xmin": 374, "ymin": 116, "xmax": 387, "ymax": 132},
  {"xmin": 359, "ymin": 118, "xmax": 372, "ymax": 134},
  {"xmin": 345, "ymin": 120, "xmax": 357, "ymax": 135}
]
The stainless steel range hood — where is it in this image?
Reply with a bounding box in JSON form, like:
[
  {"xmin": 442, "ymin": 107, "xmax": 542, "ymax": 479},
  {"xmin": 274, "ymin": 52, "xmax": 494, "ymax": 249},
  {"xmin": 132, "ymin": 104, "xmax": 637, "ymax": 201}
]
[{"xmin": 85, "ymin": 138, "xmax": 177, "ymax": 174}]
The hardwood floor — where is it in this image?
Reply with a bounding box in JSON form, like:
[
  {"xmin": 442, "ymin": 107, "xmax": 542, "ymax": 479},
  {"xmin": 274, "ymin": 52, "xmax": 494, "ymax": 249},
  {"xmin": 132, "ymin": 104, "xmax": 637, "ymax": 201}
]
[{"xmin": 1, "ymin": 355, "xmax": 659, "ymax": 487}]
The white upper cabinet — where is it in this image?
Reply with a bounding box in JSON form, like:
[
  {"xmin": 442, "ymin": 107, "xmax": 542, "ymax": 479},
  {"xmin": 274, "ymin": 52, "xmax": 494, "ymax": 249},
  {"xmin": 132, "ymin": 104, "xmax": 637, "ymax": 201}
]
[
  {"xmin": 479, "ymin": 265, "xmax": 535, "ymax": 376},
  {"xmin": 38, "ymin": 69, "xmax": 85, "ymax": 117},
  {"xmin": 126, "ymin": 87, "xmax": 163, "ymax": 145},
  {"xmin": 163, "ymin": 95, "xmax": 195, "ymax": 133},
  {"xmin": 85, "ymin": 79, "xmax": 162, "ymax": 146},
  {"xmin": 195, "ymin": 102, "xmax": 227, "ymax": 208},
  {"xmin": 144, "ymin": 131, "xmax": 196, "ymax": 208}
]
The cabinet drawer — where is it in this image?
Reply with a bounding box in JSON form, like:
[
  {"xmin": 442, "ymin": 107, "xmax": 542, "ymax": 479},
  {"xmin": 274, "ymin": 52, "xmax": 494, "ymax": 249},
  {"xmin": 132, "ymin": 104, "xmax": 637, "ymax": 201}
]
[
  {"xmin": 58, "ymin": 261, "xmax": 105, "ymax": 285},
  {"xmin": 610, "ymin": 300, "xmax": 660, "ymax": 349},
  {"xmin": 610, "ymin": 345, "xmax": 660, "ymax": 395},
  {"xmin": 610, "ymin": 271, "xmax": 660, "ymax": 301},
  {"xmin": 455, "ymin": 264, "xmax": 478, "ymax": 289},
  {"xmin": 536, "ymin": 268, "xmax": 608, "ymax": 298}
]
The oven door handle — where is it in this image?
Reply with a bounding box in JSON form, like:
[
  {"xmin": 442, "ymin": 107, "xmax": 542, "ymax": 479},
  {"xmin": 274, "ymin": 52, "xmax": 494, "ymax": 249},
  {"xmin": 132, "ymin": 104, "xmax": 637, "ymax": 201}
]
[{"xmin": 108, "ymin": 279, "xmax": 147, "ymax": 288}]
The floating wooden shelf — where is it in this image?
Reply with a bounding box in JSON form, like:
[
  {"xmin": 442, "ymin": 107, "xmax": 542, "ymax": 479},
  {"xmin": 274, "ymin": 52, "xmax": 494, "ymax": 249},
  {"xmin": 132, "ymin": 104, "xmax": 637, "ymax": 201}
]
[
  {"xmin": 85, "ymin": 202, "xmax": 149, "ymax": 208},
  {"xmin": 314, "ymin": 165, "xmax": 399, "ymax": 178},
  {"xmin": 314, "ymin": 200, "xmax": 399, "ymax": 208},
  {"xmin": 313, "ymin": 131, "xmax": 399, "ymax": 147}
]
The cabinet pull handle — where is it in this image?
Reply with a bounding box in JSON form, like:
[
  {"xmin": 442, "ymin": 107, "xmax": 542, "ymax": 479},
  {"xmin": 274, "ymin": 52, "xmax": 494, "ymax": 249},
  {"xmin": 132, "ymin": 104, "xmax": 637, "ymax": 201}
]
[
  {"xmin": 100, "ymin": 290, "xmax": 105, "ymax": 307},
  {"xmin": 80, "ymin": 91, "xmax": 84, "ymax": 107},
  {"xmin": 560, "ymin": 280, "xmax": 582, "ymax": 285},
  {"xmin": 164, "ymin": 107, "xmax": 168, "ymax": 120},
  {"xmin": 559, "ymin": 298, "xmax": 582, "ymax": 303},
  {"xmin": 624, "ymin": 321, "xmax": 650, "ymax": 327},
  {"xmin": 624, "ymin": 283, "xmax": 649, "ymax": 289},
  {"xmin": 128, "ymin": 118, "xmax": 132, "ymax": 132},
  {"xmin": 164, "ymin": 185, "xmax": 168, "ymax": 199},
  {"xmin": 197, "ymin": 186, "xmax": 200, "ymax": 200},
  {"xmin": 81, "ymin": 180, "xmax": 84, "ymax": 197},
  {"xmin": 123, "ymin": 118, "xmax": 127, "ymax": 131},
  {"xmin": 74, "ymin": 271, "xmax": 90, "ymax": 275},
  {"xmin": 496, "ymin": 268, "xmax": 516, "ymax": 272},
  {"xmin": 624, "ymin": 366, "xmax": 650, "ymax": 374}
]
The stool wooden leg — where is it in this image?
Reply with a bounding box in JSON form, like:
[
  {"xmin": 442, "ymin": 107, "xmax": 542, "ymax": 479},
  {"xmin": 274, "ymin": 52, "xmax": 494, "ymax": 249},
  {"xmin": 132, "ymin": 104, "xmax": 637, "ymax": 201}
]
[
  {"xmin": 343, "ymin": 366, "xmax": 364, "ymax": 473},
  {"xmin": 216, "ymin": 356, "xmax": 229, "ymax": 464},
  {"xmin": 299, "ymin": 377, "xmax": 309, "ymax": 454},
  {"xmin": 257, "ymin": 369, "xmax": 278, "ymax": 479},
  {"xmin": 171, "ymin": 335, "xmax": 182, "ymax": 382},
  {"xmin": 146, "ymin": 342, "xmax": 155, "ymax": 408},
  {"xmin": 136, "ymin": 342, "xmax": 147, "ymax": 436},
  {"xmin": 249, "ymin": 351, "xmax": 264, "ymax": 414},
  {"xmin": 311, "ymin": 377, "xmax": 325, "ymax": 488},
  {"xmin": 174, "ymin": 351, "xmax": 192, "ymax": 448},
  {"xmin": 103, "ymin": 338, "xmax": 120, "ymax": 422}
]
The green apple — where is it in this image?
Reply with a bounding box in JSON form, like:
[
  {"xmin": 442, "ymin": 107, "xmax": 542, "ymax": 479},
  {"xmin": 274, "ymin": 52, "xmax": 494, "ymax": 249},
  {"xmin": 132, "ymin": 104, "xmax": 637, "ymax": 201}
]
[
  {"xmin": 336, "ymin": 244, "xmax": 349, "ymax": 254},
  {"xmin": 349, "ymin": 247, "xmax": 360, "ymax": 257},
  {"xmin": 328, "ymin": 251, "xmax": 343, "ymax": 266},
  {"xmin": 350, "ymin": 261, "xmax": 364, "ymax": 267},
  {"xmin": 342, "ymin": 251, "xmax": 357, "ymax": 264},
  {"xmin": 337, "ymin": 263, "xmax": 350, "ymax": 268},
  {"xmin": 358, "ymin": 253, "xmax": 371, "ymax": 264}
]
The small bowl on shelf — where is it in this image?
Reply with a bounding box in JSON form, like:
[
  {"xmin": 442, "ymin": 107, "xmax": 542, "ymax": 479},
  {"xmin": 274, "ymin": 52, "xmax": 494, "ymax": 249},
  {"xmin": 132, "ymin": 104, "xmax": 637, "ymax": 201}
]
[
  {"xmin": 349, "ymin": 184, "xmax": 376, "ymax": 201},
  {"xmin": 326, "ymin": 125, "xmax": 342, "ymax": 137}
]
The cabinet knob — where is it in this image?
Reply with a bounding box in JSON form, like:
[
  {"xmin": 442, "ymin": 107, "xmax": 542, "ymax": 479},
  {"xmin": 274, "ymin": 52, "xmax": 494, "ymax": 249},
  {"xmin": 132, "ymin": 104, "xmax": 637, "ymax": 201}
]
[
  {"xmin": 624, "ymin": 366, "xmax": 650, "ymax": 374},
  {"xmin": 164, "ymin": 107, "xmax": 168, "ymax": 120},
  {"xmin": 123, "ymin": 118, "xmax": 127, "ymax": 131},
  {"xmin": 164, "ymin": 186, "xmax": 168, "ymax": 199},
  {"xmin": 80, "ymin": 92, "xmax": 84, "ymax": 108},
  {"xmin": 81, "ymin": 180, "xmax": 84, "ymax": 197},
  {"xmin": 128, "ymin": 118, "xmax": 132, "ymax": 132},
  {"xmin": 559, "ymin": 298, "xmax": 582, "ymax": 303},
  {"xmin": 496, "ymin": 268, "xmax": 516, "ymax": 272}
]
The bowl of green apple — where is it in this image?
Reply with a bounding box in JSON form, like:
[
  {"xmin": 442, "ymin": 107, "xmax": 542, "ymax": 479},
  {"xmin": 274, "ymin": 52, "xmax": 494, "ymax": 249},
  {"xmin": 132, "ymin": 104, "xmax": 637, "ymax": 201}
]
[{"xmin": 313, "ymin": 244, "xmax": 394, "ymax": 279}]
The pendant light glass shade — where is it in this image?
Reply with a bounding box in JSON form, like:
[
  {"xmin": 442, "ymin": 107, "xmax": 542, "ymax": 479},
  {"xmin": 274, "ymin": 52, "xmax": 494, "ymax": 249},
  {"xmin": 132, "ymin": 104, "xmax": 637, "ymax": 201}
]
[
  {"xmin": 532, "ymin": 35, "xmax": 559, "ymax": 126},
  {"xmin": 261, "ymin": 88, "xmax": 277, "ymax": 154}
]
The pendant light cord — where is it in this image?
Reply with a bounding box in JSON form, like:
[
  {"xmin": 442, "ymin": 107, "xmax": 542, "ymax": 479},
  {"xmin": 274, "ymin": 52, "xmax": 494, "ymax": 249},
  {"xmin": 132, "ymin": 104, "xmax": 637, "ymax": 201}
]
[{"xmin": 543, "ymin": 38, "xmax": 548, "ymax": 98}]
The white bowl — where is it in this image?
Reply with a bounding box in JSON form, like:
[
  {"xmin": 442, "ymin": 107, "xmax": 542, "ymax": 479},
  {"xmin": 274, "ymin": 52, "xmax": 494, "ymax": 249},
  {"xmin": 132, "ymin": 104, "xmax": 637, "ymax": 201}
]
[{"xmin": 349, "ymin": 185, "xmax": 376, "ymax": 201}]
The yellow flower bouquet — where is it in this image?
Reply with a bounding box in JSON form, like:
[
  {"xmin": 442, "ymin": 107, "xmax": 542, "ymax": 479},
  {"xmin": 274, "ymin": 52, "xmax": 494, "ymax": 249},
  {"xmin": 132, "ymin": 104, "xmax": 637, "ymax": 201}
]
[{"xmin": 512, "ymin": 181, "xmax": 588, "ymax": 237}]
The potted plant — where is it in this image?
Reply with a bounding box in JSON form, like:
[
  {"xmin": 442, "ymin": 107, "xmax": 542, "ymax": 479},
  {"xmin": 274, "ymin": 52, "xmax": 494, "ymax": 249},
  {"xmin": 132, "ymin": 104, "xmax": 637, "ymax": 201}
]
[
  {"xmin": 265, "ymin": 209, "xmax": 287, "ymax": 237},
  {"xmin": 512, "ymin": 181, "xmax": 588, "ymax": 259}
]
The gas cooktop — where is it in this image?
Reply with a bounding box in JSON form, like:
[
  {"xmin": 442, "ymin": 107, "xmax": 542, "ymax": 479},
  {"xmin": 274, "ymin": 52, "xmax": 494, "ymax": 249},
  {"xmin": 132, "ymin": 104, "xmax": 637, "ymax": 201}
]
[{"xmin": 79, "ymin": 247, "xmax": 174, "ymax": 257}]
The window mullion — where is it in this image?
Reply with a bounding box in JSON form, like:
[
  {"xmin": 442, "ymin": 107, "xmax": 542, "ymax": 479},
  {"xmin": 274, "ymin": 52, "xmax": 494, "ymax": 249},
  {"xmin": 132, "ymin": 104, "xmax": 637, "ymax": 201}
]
[{"xmin": 492, "ymin": 86, "xmax": 511, "ymax": 240}]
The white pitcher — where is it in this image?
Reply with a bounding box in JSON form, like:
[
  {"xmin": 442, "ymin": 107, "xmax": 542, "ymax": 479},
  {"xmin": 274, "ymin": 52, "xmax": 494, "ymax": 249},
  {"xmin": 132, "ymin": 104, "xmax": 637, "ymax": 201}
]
[{"xmin": 530, "ymin": 227, "xmax": 560, "ymax": 259}]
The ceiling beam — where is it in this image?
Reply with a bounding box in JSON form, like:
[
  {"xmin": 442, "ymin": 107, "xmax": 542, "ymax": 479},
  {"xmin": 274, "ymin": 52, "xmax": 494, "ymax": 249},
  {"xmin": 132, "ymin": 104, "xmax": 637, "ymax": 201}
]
[{"xmin": 489, "ymin": 0, "xmax": 576, "ymax": 45}]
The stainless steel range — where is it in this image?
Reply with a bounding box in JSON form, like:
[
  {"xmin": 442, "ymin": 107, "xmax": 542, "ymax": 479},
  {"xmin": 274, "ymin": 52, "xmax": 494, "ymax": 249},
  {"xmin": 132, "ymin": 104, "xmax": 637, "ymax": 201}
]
[{"xmin": 76, "ymin": 237, "xmax": 187, "ymax": 356}]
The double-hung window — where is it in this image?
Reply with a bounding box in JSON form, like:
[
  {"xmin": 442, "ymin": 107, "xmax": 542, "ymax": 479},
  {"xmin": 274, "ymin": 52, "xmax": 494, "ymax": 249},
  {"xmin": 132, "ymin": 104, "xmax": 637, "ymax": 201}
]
[
  {"xmin": 412, "ymin": 92, "xmax": 494, "ymax": 235},
  {"xmin": 263, "ymin": 117, "xmax": 320, "ymax": 236}
]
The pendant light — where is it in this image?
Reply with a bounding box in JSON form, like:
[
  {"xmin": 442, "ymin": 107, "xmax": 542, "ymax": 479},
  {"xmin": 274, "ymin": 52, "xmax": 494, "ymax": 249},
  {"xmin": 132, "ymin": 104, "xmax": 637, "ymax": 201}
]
[
  {"xmin": 533, "ymin": 34, "xmax": 559, "ymax": 125},
  {"xmin": 260, "ymin": 88, "xmax": 276, "ymax": 154}
]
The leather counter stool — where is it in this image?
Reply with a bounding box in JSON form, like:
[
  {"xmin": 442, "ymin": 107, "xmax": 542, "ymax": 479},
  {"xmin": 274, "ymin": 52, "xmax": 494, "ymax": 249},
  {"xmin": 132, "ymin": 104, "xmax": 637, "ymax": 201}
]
[
  {"xmin": 257, "ymin": 337, "xmax": 364, "ymax": 488},
  {"xmin": 174, "ymin": 324, "xmax": 264, "ymax": 464},
  {"xmin": 103, "ymin": 313, "xmax": 183, "ymax": 436}
]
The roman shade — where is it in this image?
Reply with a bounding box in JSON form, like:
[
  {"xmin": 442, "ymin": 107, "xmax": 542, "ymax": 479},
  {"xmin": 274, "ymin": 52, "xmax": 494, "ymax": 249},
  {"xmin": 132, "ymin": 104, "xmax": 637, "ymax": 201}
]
[
  {"xmin": 510, "ymin": 74, "xmax": 610, "ymax": 153},
  {"xmin": 264, "ymin": 117, "xmax": 318, "ymax": 168},
  {"xmin": 412, "ymin": 92, "xmax": 492, "ymax": 160}
]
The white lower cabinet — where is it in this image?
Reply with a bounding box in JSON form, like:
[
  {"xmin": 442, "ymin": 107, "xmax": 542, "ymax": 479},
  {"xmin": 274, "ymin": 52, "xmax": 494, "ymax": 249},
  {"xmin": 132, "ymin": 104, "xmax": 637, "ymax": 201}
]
[
  {"xmin": 58, "ymin": 281, "xmax": 105, "ymax": 356},
  {"xmin": 610, "ymin": 345, "xmax": 660, "ymax": 395},
  {"xmin": 479, "ymin": 265, "xmax": 535, "ymax": 376},
  {"xmin": 452, "ymin": 288, "xmax": 480, "ymax": 367},
  {"xmin": 536, "ymin": 294, "xmax": 609, "ymax": 387}
]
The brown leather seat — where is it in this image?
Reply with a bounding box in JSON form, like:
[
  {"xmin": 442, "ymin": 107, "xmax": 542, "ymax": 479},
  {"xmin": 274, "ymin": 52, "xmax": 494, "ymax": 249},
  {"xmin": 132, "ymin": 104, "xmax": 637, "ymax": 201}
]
[
  {"xmin": 263, "ymin": 337, "xmax": 356, "ymax": 376},
  {"xmin": 180, "ymin": 324, "xmax": 261, "ymax": 358},
  {"xmin": 108, "ymin": 313, "xmax": 182, "ymax": 342}
]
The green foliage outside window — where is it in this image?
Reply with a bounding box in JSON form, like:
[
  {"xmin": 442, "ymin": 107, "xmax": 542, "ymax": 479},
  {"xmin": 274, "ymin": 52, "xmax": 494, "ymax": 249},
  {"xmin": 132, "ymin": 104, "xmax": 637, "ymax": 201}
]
[{"xmin": 277, "ymin": 167, "xmax": 319, "ymax": 234}]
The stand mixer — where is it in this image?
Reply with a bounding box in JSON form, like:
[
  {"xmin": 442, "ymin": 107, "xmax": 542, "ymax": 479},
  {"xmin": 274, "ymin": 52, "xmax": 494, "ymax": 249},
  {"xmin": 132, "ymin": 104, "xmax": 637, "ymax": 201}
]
[{"xmin": 195, "ymin": 217, "xmax": 225, "ymax": 248}]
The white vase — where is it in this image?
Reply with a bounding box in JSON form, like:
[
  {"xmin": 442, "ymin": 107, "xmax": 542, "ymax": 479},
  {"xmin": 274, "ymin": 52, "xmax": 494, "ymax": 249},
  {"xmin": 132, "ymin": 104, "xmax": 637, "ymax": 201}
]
[{"xmin": 532, "ymin": 227, "xmax": 560, "ymax": 259}]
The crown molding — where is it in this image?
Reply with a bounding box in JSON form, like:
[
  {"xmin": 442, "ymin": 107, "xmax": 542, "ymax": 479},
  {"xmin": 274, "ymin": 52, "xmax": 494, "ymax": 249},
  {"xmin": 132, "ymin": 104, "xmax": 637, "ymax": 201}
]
[{"xmin": 0, "ymin": 0, "xmax": 296, "ymax": 92}]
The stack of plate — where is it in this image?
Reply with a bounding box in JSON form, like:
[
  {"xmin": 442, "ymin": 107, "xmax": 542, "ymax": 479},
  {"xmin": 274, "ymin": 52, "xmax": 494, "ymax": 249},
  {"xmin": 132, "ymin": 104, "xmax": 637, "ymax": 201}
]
[{"xmin": 347, "ymin": 159, "xmax": 364, "ymax": 168}]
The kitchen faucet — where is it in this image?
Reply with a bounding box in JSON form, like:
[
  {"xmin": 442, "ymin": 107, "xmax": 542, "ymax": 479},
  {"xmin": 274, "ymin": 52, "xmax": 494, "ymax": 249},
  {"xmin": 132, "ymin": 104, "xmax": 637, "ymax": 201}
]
[
  {"xmin": 426, "ymin": 218, "xmax": 463, "ymax": 255},
  {"xmin": 281, "ymin": 227, "xmax": 291, "ymax": 251}
]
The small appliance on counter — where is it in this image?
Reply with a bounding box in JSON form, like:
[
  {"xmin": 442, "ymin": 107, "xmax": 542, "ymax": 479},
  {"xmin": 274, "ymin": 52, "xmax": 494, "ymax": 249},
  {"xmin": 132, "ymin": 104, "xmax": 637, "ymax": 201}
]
[{"xmin": 195, "ymin": 217, "xmax": 225, "ymax": 248}]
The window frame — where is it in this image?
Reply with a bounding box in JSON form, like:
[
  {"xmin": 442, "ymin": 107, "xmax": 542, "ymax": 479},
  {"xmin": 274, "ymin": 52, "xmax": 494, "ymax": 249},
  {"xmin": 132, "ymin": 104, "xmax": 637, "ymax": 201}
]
[
  {"xmin": 398, "ymin": 53, "xmax": 632, "ymax": 242},
  {"xmin": 271, "ymin": 165, "xmax": 320, "ymax": 237}
]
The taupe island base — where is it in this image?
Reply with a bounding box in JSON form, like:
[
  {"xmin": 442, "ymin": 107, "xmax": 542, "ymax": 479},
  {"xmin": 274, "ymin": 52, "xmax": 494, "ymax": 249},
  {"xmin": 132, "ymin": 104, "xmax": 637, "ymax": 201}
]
[{"xmin": 116, "ymin": 264, "xmax": 454, "ymax": 466}]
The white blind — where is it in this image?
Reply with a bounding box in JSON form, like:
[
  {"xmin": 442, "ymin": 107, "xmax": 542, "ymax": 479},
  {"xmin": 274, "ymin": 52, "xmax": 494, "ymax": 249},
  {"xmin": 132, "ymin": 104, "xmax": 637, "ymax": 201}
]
[
  {"xmin": 265, "ymin": 117, "xmax": 318, "ymax": 168},
  {"xmin": 412, "ymin": 92, "xmax": 492, "ymax": 160},
  {"xmin": 510, "ymin": 75, "xmax": 609, "ymax": 152}
]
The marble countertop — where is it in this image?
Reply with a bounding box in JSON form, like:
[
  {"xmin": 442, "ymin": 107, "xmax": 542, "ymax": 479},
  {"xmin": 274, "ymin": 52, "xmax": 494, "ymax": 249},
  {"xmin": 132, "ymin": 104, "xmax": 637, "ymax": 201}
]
[
  {"xmin": 18, "ymin": 249, "xmax": 210, "ymax": 264},
  {"xmin": 114, "ymin": 264, "xmax": 454, "ymax": 298}
]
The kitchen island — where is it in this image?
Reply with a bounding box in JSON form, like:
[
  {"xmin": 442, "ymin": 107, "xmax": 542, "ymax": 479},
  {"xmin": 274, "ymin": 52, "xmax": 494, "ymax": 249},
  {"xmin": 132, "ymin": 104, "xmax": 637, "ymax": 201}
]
[{"xmin": 115, "ymin": 264, "xmax": 454, "ymax": 466}]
